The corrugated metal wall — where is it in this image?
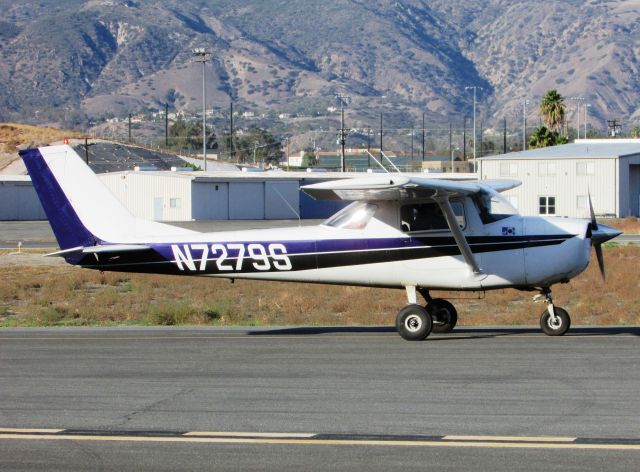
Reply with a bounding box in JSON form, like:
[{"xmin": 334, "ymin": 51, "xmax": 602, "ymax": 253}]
[
  {"xmin": 480, "ymin": 158, "xmax": 618, "ymax": 217},
  {"xmin": 0, "ymin": 181, "xmax": 46, "ymax": 220},
  {"xmin": 98, "ymin": 173, "xmax": 192, "ymax": 221}
]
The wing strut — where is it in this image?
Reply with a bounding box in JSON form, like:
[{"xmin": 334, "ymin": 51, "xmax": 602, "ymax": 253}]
[{"xmin": 435, "ymin": 197, "xmax": 482, "ymax": 274}]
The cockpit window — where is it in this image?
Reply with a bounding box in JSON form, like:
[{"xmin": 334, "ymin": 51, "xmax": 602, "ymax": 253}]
[
  {"xmin": 473, "ymin": 189, "xmax": 519, "ymax": 224},
  {"xmin": 400, "ymin": 201, "xmax": 465, "ymax": 233},
  {"xmin": 324, "ymin": 202, "xmax": 377, "ymax": 230}
]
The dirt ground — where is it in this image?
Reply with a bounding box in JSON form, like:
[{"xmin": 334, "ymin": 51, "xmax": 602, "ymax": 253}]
[{"xmin": 1, "ymin": 246, "xmax": 638, "ymax": 328}]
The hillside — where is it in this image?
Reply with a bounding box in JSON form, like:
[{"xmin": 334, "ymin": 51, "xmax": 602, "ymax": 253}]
[{"xmin": 0, "ymin": 0, "xmax": 639, "ymax": 131}]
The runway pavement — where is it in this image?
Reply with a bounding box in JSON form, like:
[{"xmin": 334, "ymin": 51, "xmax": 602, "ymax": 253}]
[{"xmin": 1, "ymin": 327, "xmax": 639, "ymax": 471}]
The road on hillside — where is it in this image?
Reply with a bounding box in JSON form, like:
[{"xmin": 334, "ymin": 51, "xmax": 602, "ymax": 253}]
[{"xmin": 1, "ymin": 327, "xmax": 639, "ymax": 471}]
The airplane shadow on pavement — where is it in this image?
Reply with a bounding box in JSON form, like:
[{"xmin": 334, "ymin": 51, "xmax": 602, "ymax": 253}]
[{"xmin": 247, "ymin": 326, "xmax": 640, "ymax": 338}]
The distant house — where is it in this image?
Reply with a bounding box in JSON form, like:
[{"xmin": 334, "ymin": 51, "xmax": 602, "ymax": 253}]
[
  {"xmin": 478, "ymin": 139, "xmax": 640, "ymax": 218},
  {"xmin": 242, "ymin": 111, "xmax": 255, "ymax": 118}
]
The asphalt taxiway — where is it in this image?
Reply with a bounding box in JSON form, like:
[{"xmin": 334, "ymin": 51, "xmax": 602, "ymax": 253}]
[{"xmin": 1, "ymin": 327, "xmax": 639, "ymax": 471}]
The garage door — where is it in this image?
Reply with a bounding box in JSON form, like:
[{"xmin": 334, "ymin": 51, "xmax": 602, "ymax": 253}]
[
  {"xmin": 265, "ymin": 181, "xmax": 300, "ymax": 219},
  {"xmin": 192, "ymin": 182, "xmax": 229, "ymax": 220},
  {"xmin": 229, "ymin": 182, "xmax": 264, "ymax": 219}
]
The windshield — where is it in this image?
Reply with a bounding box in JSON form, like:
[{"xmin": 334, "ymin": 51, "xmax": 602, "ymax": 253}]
[
  {"xmin": 323, "ymin": 202, "xmax": 378, "ymax": 230},
  {"xmin": 474, "ymin": 189, "xmax": 519, "ymax": 224}
]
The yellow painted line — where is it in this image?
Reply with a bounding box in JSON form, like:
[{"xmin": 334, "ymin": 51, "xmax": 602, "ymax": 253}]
[
  {"xmin": 0, "ymin": 428, "xmax": 64, "ymax": 433},
  {"xmin": 443, "ymin": 435, "xmax": 576, "ymax": 443},
  {"xmin": 1, "ymin": 434, "xmax": 640, "ymax": 451},
  {"xmin": 184, "ymin": 431, "xmax": 315, "ymax": 438}
]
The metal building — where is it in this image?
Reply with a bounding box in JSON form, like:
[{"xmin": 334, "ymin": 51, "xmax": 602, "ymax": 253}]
[
  {"xmin": 98, "ymin": 171, "xmax": 321, "ymax": 221},
  {"xmin": 478, "ymin": 139, "xmax": 640, "ymax": 218},
  {"xmin": 0, "ymin": 175, "xmax": 47, "ymax": 220}
]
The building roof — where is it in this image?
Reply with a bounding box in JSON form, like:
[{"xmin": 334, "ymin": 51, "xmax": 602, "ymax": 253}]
[
  {"xmin": 479, "ymin": 139, "xmax": 640, "ymax": 161},
  {"xmin": 97, "ymin": 170, "xmax": 478, "ymax": 183}
]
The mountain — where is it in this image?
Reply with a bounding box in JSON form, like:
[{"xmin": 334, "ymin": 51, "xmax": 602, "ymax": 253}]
[{"xmin": 0, "ymin": 0, "xmax": 639, "ymax": 133}]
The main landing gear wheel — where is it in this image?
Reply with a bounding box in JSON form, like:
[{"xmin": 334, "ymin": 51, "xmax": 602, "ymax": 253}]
[
  {"xmin": 427, "ymin": 299, "xmax": 458, "ymax": 334},
  {"xmin": 540, "ymin": 307, "xmax": 571, "ymax": 336},
  {"xmin": 396, "ymin": 305, "xmax": 433, "ymax": 341}
]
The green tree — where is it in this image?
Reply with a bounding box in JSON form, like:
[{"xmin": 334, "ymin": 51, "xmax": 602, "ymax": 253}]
[
  {"xmin": 301, "ymin": 147, "xmax": 317, "ymax": 167},
  {"xmin": 529, "ymin": 125, "xmax": 557, "ymax": 149},
  {"xmin": 169, "ymin": 118, "xmax": 200, "ymax": 148},
  {"xmin": 630, "ymin": 126, "xmax": 640, "ymax": 138},
  {"xmin": 540, "ymin": 89, "xmax": 566, "ymax": 135}
]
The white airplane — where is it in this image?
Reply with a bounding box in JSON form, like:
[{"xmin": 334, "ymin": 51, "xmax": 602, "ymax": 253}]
[{"xmin": 20, "ymin": 145, "xmax": 621, "ymax": 340}]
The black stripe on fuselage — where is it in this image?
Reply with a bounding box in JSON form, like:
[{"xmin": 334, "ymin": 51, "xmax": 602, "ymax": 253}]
[{"xmin": 75, "ymin": 234, "xmax": 575, "ymax": 275}]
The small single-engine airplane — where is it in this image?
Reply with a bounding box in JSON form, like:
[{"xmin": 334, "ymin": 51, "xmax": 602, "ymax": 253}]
[{"xmin": 21, "ymin": 145, "xmax": 621, "ymax": 340}]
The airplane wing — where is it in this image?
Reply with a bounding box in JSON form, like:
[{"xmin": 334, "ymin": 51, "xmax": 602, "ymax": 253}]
[
  {"xmin": 301, "ymin": 176, "xmax": 520, "ymax": 201},
  {"xmin": 302, "ymin": 176, "xmax": 523, "ymax": 275}
]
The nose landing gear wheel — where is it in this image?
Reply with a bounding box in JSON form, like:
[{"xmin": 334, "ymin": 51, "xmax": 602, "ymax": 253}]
[
  {"xmin": 396, "ymin": 305, "xmax": 433, "ymax": 341},
  {"xmin": 427, "ymin": 299, "xmax": 458, "ymax": 333},
  {"xmin": 540, "ymin": 307, "xmax": 570, "ymax": 336}
]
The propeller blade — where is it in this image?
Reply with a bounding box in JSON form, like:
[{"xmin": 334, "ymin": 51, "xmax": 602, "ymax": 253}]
[
  {"xmin": 594, "ymin": 243, "xmax": 605, "ymax": 280},
  {"xmin": 588, "ymin": 191, "xmax": 598, "ymax": 231}
]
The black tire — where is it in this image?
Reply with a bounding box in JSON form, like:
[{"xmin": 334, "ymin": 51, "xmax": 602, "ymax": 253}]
[
  {"xmin": 540, "ymin": 307, "xmax": 571, "ymax": 336},
  {"xmin": 396, "ymin": 304, "xmax": 433, "ymax": 341},
  {"xmin": 427, "ymin": 299, "xmax": 458, "ymax": 333}
]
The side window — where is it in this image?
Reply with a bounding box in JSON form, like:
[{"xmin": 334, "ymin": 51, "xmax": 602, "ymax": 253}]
[{"xmin": 401, "ymin": 201, "xmax": 465, "ymax": 233}]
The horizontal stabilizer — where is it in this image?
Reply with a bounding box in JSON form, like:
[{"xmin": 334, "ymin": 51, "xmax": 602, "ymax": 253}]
[{"xmin": 46, "ymin": 244, "xmax": 152, "ymax": 258}]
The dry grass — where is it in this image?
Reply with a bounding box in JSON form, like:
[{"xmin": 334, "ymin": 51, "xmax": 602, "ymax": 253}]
[
  {"xmin": 0, "ymin": 123, "xmax": 80, "ymax": 152},
  {"xmin": 0, "ymin": 245, "xmax": 638, "ymax": 327},
  {"xmin": 607, "ymin": 217, "xmax": 640, "ymax": 234}
]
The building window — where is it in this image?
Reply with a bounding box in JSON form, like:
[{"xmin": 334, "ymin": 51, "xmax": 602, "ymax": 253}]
[
  {"xmin": 576, "ymin": 161, "xmax": 595, "ymax": 176},
  {"xmin": 500, "ymin": 162, "xmax": 518, "ymax": 177},
  {"xmin": 539, "ymin": 196, "xmax": 556, "ymax": 215},
  {"xmin": 170, "ymin": 198, "xmax": 181, "ymax": 209},
  {"xmin": 538, "ymin": 162, "xmax": 557, "ymax": 176}
]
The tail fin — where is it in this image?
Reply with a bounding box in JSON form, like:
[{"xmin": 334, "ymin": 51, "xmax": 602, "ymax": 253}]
[{"xmin": 20, "ymin": 145, "xmax": 193, "ymax": 250}]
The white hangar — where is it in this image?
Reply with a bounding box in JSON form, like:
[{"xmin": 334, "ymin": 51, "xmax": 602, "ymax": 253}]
[{"xmin": 478, "ymin": 139, "xmax": 640, "ymax": 218}]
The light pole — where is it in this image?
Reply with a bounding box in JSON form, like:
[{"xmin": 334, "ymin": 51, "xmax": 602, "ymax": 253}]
[
  {"xmin": 193, "ymin": 47, "xmax": 210, "ymax": 170},
  {"xmin": 336, "ymin": 93, "xmax": 350, "ymax": 172},
  {"xmin": 465, "ymin": 86, "xmax": 483, "ymax": 172},
  {"xmin": 583, "ymin": 104, "xmax": 591, "ymax": 139},
  {"xmin": 522, "ymin": 99, "xmax": 530, "ymax": 151},
  {"xmin": 568, "ymin": 97, "xmax": 584, "ymax": 141}
]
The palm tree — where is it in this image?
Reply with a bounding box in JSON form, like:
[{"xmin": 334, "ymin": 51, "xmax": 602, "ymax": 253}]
[{"xmin": 539, "ymin": 89, "xmax": 566, "ymax": 135}]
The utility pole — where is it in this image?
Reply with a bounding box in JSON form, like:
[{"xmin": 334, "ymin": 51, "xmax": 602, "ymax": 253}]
[
  {"xmin": 448, "ymin": 122, "xmax": 452, "ymax": 172},
  {"xmin": 165, "ymin": 103, "xmax": 169, "ymax": 147},
  {"xmin": 229, "ymin": 101, "xmax": 234, "ymax": 162},
  {"xmin": 421, "ymin": 112, "xmax": 425, "ymax": 162},
  {"xmin": 463, "ymin": 116, "xmax": 467, "ymax": 161},
  {"xmin": 465, "ymin": 86, "xmax": 483, "ymax": 172},
  {"xmin": 336, "ymin": 94, "xmax": 351, "ymax": 172},
  {"xmin": 522, "ymin": 99, "xmax": 530, "ymax": 151},
  {"xmin": 366, "ymin": 126, "xmax": 371, "ymax": 169},
  {"xmin": 503, "ymin": 117, "xmax": 507, "ymax": 154},
  {"xmin": 128, "ymin": 113, "xmax": 132, "ymax": 142},
  {"xmin": 193, "ymin": 47, "xmax": 210, "ymax": 170},
  {"xmin": 380, "ymin": 112, "xmax": 383, "ymax": 158},
  {"xmin": 410, "ymin": 128, "xmax": 414, "ymax": 163}
]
